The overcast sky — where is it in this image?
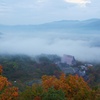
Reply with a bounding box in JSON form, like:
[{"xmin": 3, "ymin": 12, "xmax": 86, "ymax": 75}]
[{"xmin": 0, "ymin": 0, "xmax": 100, "ymax": 25}]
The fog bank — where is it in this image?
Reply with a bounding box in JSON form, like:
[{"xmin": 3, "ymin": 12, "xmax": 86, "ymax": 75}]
[{"xmin": 0, "ymin": 31, "xmax": 100, "ymax": 62}]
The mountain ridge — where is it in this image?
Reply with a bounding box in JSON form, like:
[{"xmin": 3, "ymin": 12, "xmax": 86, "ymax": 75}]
[{"xmin": 0, "ymin": 18, "xmax": 100, "ymax": 33}]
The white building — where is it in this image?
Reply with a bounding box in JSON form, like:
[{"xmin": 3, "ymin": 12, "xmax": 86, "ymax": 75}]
[{"xmin": 61, "ymin": 54, "xmax": 76, "ymax": 66}]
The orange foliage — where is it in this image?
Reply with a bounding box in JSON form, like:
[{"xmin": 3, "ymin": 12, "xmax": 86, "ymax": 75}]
[
  {"xmin": 34, "ymin": 96, "xmax": 42, "ymax": 100},
  {"xmin": 0, "ymin": 65, "xmax": 3, "ymax": 74},
  {"xmin": 0, "ymin": 66, "xmax": 18, "ymax": 100},
  {"xmin": 42, "ymin": 74, "xmax": 91, "ymax": 99}
]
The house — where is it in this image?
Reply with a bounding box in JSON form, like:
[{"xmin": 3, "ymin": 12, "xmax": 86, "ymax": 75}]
[
  {"xmin": 80, "ymin": 65, "xmax": 87, "ymax": 70},
  {"xmin": 61, "ymin": 54, "xmax": 76, "ymax": 66}
]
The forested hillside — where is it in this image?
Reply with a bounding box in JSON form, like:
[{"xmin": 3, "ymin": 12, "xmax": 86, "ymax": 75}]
[
  {"xmin": 0, "ymin": 55, "xmax": 61, "ymax": 88},
  {"xmin": 0, "ymin": 54, "xmax": 100, "ymax": 100}
]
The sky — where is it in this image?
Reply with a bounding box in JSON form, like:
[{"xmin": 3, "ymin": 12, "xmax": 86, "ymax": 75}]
[{"xmin": 0, "ymin": 0, "xmax": 100, "ymax": 25}]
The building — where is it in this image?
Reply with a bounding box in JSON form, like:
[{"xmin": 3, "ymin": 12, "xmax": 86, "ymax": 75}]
[{"xmin": 61, "ymin": 54, "xmax": 76, "ymax": 66}]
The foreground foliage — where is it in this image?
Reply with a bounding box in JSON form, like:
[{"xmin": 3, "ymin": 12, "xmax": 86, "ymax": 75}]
[
  {"xmin": 0, "ymin": 65, "xmax": 18, "ymax": 100},
  {"xmin": 19, "ymin": 73, "xmax": 100, "ymax": 100},
  {"xmin": 0, "ymin": 64, "xmax": 100, "ymax": 100}
]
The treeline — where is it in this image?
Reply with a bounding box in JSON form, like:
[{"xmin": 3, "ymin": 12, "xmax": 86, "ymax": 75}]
[{"xmin": 0, "ymin": 55, "xmax": 60, "ymax": 81}]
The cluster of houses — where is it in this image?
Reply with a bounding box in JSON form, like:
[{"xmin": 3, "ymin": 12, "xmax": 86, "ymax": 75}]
[{"xmin": 55, "ymin": 54, "xmax": 93, "ymax": 77}]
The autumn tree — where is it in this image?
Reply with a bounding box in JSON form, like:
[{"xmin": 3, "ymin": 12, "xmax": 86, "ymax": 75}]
[
  {"xmin": 18, "ymin": 73, "xmax": 100, "ymax": 100},
  {"xmin": 0, "ymin": 65, "xmax": 18, "ymax": 100},
  {"xmin": 42, "ymin": 74, "xmax": 97, "ymax": 100}
]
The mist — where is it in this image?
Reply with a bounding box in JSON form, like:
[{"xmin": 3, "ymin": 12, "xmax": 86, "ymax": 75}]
[{"xmin": 0, "ymin": 30, "xmax": 100, "ymax": 62}]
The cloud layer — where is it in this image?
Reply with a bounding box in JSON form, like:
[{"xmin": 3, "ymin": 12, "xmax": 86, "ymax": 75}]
[{"xmin": 0, "ymin": 32, "xmax": 100, "ymax": 62}]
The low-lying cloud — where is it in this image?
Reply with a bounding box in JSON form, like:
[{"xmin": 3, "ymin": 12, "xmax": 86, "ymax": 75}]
[{"xmin": 0, "ymin": 32, "xmax": 100, "ymax": 62}]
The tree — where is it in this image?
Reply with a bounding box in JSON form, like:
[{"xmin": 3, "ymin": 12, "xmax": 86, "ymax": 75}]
[
  {"xmin": 0, "ymin": 65, "xmax": 18, "ymax": 100},
  {"xmin": 19, "ymin": 72, "xmax": 100, "ymax": 100},
  {"xmin": 42, "ymin": 74, "xmax": 96, "ymax": 100},
  {"xmin": 19, "ymin": 84, "xmax": 43, "ymax": 100},
  {"xmin": 42, "ymin": 87, "xmax": 66, "ymax": 100}
]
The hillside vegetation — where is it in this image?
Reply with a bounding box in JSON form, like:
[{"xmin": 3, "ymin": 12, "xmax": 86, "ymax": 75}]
[{"xmin": 0, "ymin": 54, "xmax": 100, "ymax": 100}]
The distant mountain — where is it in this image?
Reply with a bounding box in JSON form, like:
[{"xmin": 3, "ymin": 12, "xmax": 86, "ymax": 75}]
[{"xmin": 0, "ymin": 19, "xmax": 100, "ymax": 33}]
